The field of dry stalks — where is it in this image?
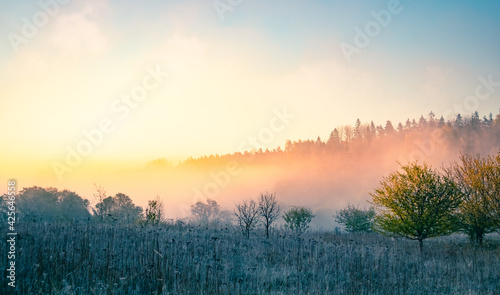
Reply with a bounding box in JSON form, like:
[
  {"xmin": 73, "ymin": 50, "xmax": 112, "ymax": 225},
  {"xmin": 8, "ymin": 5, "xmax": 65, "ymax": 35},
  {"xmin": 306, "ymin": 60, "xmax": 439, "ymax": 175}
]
[{"xmin": 1, "ymin": 223, "xmax": 499, "ymax": 294}]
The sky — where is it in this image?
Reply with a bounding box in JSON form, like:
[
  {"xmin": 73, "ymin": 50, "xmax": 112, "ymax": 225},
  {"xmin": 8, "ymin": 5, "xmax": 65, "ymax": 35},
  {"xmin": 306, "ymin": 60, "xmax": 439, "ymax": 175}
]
[{"xmin": 0, "ymin": 0, "xmax": 499, "ymax": 193}]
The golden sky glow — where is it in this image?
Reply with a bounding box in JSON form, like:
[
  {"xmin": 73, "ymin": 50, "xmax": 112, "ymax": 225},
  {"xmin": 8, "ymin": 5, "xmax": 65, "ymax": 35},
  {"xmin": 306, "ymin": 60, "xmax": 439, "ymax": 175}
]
[{"xmin": 1, "ymin": 0, "xmax": 499, "ymax": 218}]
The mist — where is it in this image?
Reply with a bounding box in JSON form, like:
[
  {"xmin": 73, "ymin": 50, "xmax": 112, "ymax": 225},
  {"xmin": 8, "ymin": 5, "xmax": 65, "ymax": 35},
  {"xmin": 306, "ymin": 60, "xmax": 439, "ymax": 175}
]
[{"xmin": 8, "ymin": 111, "xmax": 499, "ymax": 229}]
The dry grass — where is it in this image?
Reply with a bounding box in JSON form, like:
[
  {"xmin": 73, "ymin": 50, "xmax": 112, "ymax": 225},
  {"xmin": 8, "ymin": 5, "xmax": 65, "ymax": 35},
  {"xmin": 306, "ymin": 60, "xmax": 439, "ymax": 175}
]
[{"xmin": 1, "ymin": 223, "xmax": 499, "ymax": 294}]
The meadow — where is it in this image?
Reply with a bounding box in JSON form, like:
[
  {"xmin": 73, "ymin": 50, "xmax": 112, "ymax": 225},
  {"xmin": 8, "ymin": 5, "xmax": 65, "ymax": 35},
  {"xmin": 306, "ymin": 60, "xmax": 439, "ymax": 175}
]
[{"xmin": 1, "ymin": 222, "xmax": 499, "ymax": 294}]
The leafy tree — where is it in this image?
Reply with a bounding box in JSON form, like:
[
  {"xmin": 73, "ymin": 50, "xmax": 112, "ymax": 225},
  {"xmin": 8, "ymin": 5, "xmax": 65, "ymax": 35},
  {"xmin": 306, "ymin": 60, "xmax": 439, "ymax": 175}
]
[
  {"xmin": 95, "ymin": 193, "xmax": 142, "ymax": 223},
  {"xmin": 16, "ymin": 186, "xmax": 90, "ymax": 222},
  {"xmin": 371, "ymin": 163, "xmax": 461, "ymax": 251},
  {"xmin": 95, "ymin": 196, "xmax": 115, "ymax": 221},
  {"xmin": 58, "ymin": 190, "xmax": 91, "ymax": 221},
  {"xmin": 234, "ymin": 199, "xmax": 260, "ymax": 238},
  {"xmin": 145, "ymin": 195, "xmax": 164, "ymax": 225},
  {"xmin": 191, "ymin": 198, "xmax": 220, "ymax": 225},
  {"xmin": 258, "ymin": 192, "xmax": 281, "ymax": 238},
  {"xmin": 17, "ymin": 186, "xmax": 59, "ymax": 221},
  {"xmin": 113, "ymin": 193, "xmax": 143, "ymax": 223},
  {"xmin": 335, "ymin": 205, "xmax": 375, "ymax": 233},
  {"xmin": 492, "ymin": 152, "xmax": 500, "ymax": 230},
  {"xmin": 0, "ymin": 195, "xmax": 9, "ymax": 221},
  {"xmin": 283, "ymin": 206, "xmax": 315, "ymax": 234},
  {"xmin": 448, "ymin": 154, "xmax": 498, "ymax": 245}
]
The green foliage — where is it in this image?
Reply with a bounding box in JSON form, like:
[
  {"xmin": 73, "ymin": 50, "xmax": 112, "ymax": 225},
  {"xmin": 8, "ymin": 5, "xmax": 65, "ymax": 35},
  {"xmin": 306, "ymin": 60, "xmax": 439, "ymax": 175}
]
[
  {"xmin": 13, "ymin": 186, "xmax": 91, "ymax": 222},
  {"xmin": 283, "ymin": 206, "xmax": 315, "ymax": 234},
  {"xmin": 371, "ymin": 163, "xmax": 461, "ymax": 250},
  {"xmin": 492, "ymin": 152, "xmax": 500, "ymax": 230},
  {"xmin": 95, "ymin": 193, "xmax": 143, "ymax": 223},
  {"xmin": 145, "ymin": 195, "xmax": 164, "ymax": 225},
  {"xmin": 58, "ymin": 190, "xmax": 91, "ymax": 221},
  {"xmin": 449, "ymin": 154, "xmax": 500, "ymax": 245},
  {"xmin": 335, "ymin": 205, "xmax": 375, "ymax": 233}
]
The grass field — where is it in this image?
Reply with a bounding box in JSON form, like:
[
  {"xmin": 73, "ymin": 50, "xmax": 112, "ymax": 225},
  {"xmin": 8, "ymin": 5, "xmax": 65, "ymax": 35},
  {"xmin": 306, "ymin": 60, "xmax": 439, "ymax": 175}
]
[{"xmin": 1, "ymin": 222, "xmax": 499, "ymax": 294}]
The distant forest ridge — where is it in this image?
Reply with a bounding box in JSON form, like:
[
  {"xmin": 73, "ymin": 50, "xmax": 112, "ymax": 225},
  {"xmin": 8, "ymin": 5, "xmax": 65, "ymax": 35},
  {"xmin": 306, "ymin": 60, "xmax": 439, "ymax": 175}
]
[{"xmin": 145, "ymin": 109, "xmax": 500, "ymax": 169}]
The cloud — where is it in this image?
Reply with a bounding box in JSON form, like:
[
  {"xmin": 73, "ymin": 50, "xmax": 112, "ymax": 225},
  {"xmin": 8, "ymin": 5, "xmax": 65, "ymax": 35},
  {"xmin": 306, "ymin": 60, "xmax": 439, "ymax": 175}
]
[{"xmin": 48, "ymin": 9, "xmax": 108, "ymax": 57}]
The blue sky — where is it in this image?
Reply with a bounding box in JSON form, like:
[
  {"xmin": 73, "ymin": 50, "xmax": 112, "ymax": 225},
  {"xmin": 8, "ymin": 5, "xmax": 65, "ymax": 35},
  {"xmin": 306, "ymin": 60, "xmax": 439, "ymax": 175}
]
[{"xmin": 0, "ymin": 0, "xmax": 499, "ymax": 178}]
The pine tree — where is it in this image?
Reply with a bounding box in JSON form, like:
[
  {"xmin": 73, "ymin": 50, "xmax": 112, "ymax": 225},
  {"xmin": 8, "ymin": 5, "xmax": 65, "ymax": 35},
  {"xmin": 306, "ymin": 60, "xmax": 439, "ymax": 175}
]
[
  {"xmin": 354, "ymin": 118, "xmax": 362, "ymax": 140},
  {"xmin": 385, "ymin": 120, "xmax": 395, "ymax": 135},
  {"xmin": 438, "ymin": 116, "xmax": 445, "ymax": 127},
  {"xmin": 327, "ymin": 129, "xmax": 341, "ymax": 147},
  {"xmin": 455, "ymin": 114, "xmax": 463, "ymax": 128},
  {"xmin": 404, "ymin": 119, "xmax": 412, "ymax": 130},
  {"xmin": 419, "ymin": 115, "xmax": 427, "ymax": 127},
  {"xmin": 397, "ymin": 122, "xmax": 404, "ymax": 133}
]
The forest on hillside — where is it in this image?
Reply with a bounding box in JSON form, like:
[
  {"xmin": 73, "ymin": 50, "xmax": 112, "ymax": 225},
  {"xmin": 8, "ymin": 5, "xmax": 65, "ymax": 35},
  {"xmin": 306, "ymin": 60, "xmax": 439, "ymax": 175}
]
[
  {"xmin": 172, "ymin": 110, "xmax": 500, "ymax": 168},
  {"xmin": 3, "ymin": 152, "xmax": 500, "ymax": 294},
  {"xmin": 129, "ymin": 110, "xmax": 500, "ymax": 221},
  {"xmin": 2, "ymin": 110, "xmax": 500, "ymax": 294},
  {"xmin": 3, "ymin": 110, "xmax": 500, "ymax": 223}
]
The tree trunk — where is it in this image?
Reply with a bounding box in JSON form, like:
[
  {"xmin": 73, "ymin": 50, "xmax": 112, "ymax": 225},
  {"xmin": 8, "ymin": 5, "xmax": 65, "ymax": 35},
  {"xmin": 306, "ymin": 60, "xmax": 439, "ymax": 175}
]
[{"xmin": 418, "ymin": 238, "xmax": 423, "ymax": 252}]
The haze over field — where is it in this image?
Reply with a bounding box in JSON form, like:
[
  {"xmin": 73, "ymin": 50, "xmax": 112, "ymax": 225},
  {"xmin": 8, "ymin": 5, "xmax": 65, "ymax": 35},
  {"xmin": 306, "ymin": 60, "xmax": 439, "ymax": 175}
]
[{"xmin": 1, "ymin": 0, "xmax": 500, "ymax": 223}]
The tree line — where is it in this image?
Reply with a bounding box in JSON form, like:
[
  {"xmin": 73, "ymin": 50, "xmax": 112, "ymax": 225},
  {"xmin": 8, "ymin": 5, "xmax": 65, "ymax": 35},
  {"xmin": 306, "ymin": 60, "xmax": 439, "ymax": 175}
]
[
  {"xmin": 3, "ymin": 151, "xmax": 499, "ymax": 251},
  {"xmin": 335, "ymin": 152, "xmax": 500, "ymax": 250},
  {"xmin": 189, "ymin": 192, "xmax": 314, "ymax": 238},
  {"xmin": 176, "ymin": 110, "xmax": 500, "ymax": 168},
  {"xmin": 0, "ymin": 183, "xmax": 316, "ymax": 239}
]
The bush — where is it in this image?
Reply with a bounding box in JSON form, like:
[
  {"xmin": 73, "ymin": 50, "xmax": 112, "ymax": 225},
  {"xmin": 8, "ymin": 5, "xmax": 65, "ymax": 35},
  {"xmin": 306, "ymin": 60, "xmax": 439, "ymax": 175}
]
[
  {"xmin": 283, "ymin": 206, "xmax": 315, "ymax": 234},
  {"xmin": 335, "ymin": 205, "xmax": 375, "ymax": 233}
]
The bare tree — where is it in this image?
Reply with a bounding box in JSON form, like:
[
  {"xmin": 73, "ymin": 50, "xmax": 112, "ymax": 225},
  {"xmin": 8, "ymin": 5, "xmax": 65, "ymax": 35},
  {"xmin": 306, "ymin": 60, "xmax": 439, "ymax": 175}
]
[
  {"xmin": 258, "ymin": 192, "xmax": 281, "ymax": 238},
  {"xmin": 234, "ymin": 199, "xmax": 260, "ymax": 238},
  {"xmin": 92, "ymin": 183, "xmax": 107, "ymax": 222},
  {"xmin": 341, "ymin": 125, "xmax": 353, "ymax": 143}
]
